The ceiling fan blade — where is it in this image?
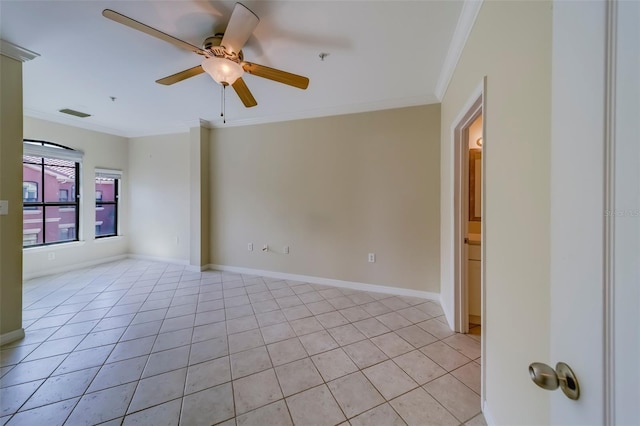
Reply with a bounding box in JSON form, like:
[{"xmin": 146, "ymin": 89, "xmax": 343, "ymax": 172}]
[
  {"xmin": 232, "ymin": 78, "xmax": 258, "ymax": 107},
  {"xmin": 242, "ymin": 62, "xmax": 309, "ymax": 90},
  {"xmin": 220, "ymin": 3, "xmax": 259, "ymax": 55},
  {"xmin": 156, "ymin": 65, "xmax": 205, "ymax": 85},
  {"xmin": 103, "ymin": 9, "xmax": 205, "ymax": 55}
]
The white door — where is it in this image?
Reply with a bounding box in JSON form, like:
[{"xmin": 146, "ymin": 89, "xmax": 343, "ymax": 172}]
[{"xmin": 549, "ymin": 0, "xmax": 639, "ymax": 424}]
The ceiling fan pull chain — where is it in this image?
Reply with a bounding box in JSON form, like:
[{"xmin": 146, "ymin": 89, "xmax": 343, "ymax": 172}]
[{"xmin": 223, "ymin": 84, "xmax": 226, "ymax": 124}]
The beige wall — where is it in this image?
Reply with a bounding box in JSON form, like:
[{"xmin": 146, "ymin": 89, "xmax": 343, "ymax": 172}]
[
  {"xmin": 0, "ymin": 54, "xmax": 24, "ymax": 337},
  {"xmin": 128, "ymin": 133, "xmax": 190, "ymax": 263},
  {"xmin": 440, "ymin": 1, "xmax": 552, "ymax": 424},
  {"xmin": 209, "ymin": 105, "xmax": 441, "ymax": 292},
  {"xmin": 22, "ymin": 117, "xmax": 129, "ymax": 279}
]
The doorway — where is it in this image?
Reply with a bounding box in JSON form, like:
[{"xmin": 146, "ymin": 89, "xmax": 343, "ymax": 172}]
[
  {"xmin": 466, "ymin": 113, "xmax": 483, "ymax": 335},
  {"xmin": 452, "ymin": 93, "xmax": 484, "ymax": 335}
]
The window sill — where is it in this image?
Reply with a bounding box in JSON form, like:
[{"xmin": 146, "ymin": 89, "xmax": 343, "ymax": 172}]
[
  {"xmin": 23, "ymin": 241, "xmax": 86, "ymax": 252},
  {"xmin": 94, "ymin": 235, "xmax": 124, "ymax": 243}
]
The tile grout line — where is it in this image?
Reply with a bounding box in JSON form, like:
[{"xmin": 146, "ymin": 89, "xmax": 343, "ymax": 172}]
[{"xmin": 120, "ymin": 265, "xmax": 196, "ymax": 420}]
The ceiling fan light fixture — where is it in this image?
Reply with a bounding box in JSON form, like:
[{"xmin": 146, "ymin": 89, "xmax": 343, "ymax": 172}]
[{"xmin": 201, "ymin": 57, "xmax": 243, "ymax": 86}]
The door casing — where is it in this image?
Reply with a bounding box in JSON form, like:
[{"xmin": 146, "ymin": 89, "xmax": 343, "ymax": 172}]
[{"xmin": 451, "ymin": 85, "xmax": 484, "ymax": 336}]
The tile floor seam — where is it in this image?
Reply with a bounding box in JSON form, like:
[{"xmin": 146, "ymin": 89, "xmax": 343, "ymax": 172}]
[
  {"xmin": 227, "ymin": 347, "xmax": 238, "ymax": 423},
  {"xmin": 177, "ymin": 315, "xmax": 196, "ymax": 424},
  {"xmin": 2, "ymin": 342, "xmax": 116, "ymax": 412},
  {"xmin": 120, "ymin": 286, "xmax": 177, "ymax": 419},
  {"xmin": 421, "ymin": 378, "xmax": 481, "ymax": 424},
  {"xmin": 449, "ymin": 360, "xmax": 482, "ymax": 397}
]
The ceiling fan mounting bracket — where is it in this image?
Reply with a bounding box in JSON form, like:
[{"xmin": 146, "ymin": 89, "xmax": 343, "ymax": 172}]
[{"xmin": 203, "ymin": 34, "xmax": 243, "ymax": 62}]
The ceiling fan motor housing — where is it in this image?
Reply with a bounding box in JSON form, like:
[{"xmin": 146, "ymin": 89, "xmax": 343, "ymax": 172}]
[{"xmin": 203, "ymin": 34, "xmax": 243, "ymax": 62}]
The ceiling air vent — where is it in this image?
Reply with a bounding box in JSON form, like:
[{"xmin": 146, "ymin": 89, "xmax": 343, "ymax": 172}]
[{"xmin": 59, "ymin": 108, "xmax": 91, "ymax": 118}]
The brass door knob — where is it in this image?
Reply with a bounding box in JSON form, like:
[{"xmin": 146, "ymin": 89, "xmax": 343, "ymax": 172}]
[{"xmin": 529, "ymin": 362, "xmax": 580, "ymax": 400}]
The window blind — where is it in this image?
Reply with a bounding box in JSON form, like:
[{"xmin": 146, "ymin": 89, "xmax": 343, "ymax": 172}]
[
  {"xmin": 23, "ymin": 142, "xmax": 84, "ymax": 162},
  {"xmin": 95, "ymin": 168, "xmax": 123, "ymax": 179}
]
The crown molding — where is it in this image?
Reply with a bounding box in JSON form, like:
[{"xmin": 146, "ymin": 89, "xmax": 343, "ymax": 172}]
[
  {"xmin": 185, "ymin": 118, "xmax": 213, "ymax": 129},
  {"xmin": 25, "ymin": 95, "xmax": 439, "ymax": 138},
  {"xmin": 0, "ymin": 40, "xmax": 40, "ymax": 62},
  {"xmin": 434, "ymin": 0, "xmax": 484, "ymax": 101}
]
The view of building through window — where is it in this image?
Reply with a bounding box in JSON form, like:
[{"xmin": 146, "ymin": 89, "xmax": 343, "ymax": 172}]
[
  {"xmin": 23, "ymin": 141, "xmax": 120, "ymax": 247},
  {"xmin": 95, "ymin": 176, "xmax": 118, "ymax": 238},
  {"xmin": 23, "ymin": 153, "xmax": 79, "ymax": 247}
]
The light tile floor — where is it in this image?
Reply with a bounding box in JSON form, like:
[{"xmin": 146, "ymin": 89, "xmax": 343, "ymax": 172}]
[{"xmin": 1, "ymin": 259, "xmax": 486, "ymax": 425}]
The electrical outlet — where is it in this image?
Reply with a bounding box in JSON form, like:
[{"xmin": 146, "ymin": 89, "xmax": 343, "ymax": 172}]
[
  {"xmin": 48, "ymin": 252, "xmax": 55, "ymax": 261},
  {"xmin": 248, "ymin": 243, "xmax": 253, "ymax": 251},
  {"xmin": 368, "ymin": 253, "xmax": 375, "ymax": 263},
  {"xmin": 0, "ymin": 200, "xmax": 8, "ymax": 215},
  {"xmin": 284, "ymin": 246, "xmax": 289, "ymax": 254}
]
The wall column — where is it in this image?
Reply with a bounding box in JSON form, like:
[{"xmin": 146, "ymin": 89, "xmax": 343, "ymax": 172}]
[
  {"xmin": 0, "ymin": 42, "xmax": 36, "ymax": 344},
  {"xmin": 189, "ymin": 123, "xmax": 211, "ymax": 269}
]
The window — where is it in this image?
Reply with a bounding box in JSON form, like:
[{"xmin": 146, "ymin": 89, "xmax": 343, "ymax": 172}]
[
  {"xmin": 95, "ymin": 169, "xmax": 121, "ymax": 238},
  {"xmin": 23, "ymin": 182, "xmax": 38, "ymax": 210},
  {"xmin": 59, "ymin": 189, "xmax": 69, "ymax": 202},
  {"xmin": 23, "ymin": 182, "xmax": 38, "ymax": 202},
  {"xmin": 23, "ymin": 140, "xmax": 83, "ymax": 247}
]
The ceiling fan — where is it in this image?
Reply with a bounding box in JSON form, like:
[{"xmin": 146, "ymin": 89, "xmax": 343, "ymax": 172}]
[{"xmin": 102, "ymin": 2, "xmax": 309, "ymax": 111}]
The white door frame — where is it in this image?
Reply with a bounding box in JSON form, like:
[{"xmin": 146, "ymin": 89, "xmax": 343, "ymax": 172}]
[
  {"xmin": 607, "ymin": 0, "xmax": 639, "ymax": 421},
  {"xmin": 549, "ymin": 0, "xmax": 638, "ymax": 423},
  {"xmin": 451, "ymin": 81, "xmax": 485, "ymax": 335}
]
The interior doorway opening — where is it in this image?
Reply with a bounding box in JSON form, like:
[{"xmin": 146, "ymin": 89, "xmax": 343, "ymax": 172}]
[{"xmin": 453, "ymin": 95, "xmax": 483, "ymax": 335}]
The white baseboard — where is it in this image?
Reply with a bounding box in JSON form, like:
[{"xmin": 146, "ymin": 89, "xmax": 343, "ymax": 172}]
[
  {"xmin": 482, "ymin": 399, "xmax": 496, "ymax": 426},
  {"xmin": 185, "ymin": 264, "xmax": 208, "ymax": 272},
  {"xmin": 440, "ymin": 295, "xmax": 456, "ymax": 330},
  {"xmin": 0, "ymin": 328, "xmax": 25, "ymax": 346},
  {"xmin": 23, "ymin": 254, "xmax": 128, "ymax": 281},
  {"xmin": 128, "ymin": 254, "xmax": 209, "ymax": 273},
  {"xmin": 127, "ymin": 254, "xmax": 190, "ymax": 267},
  {"xmin": 208, "ymin": 264, "xmax": 440, "ymax": 302}
]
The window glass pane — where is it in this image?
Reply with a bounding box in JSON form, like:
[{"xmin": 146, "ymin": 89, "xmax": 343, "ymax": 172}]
[
  {"xmin": 46, "ymin": 206, "xmax": 76, "ymax": 244},
  {"xmin": 23, "ymin": 161, "xmax": 42, "ymax": 203},
  {"xmin": 44, "ymin": 162, "xmax": 76, "ymax": 203},
  {"xmin": 95, "ymin": 204, "xmax": 116, "ymax": 237},
  {"xmin": 95, "ymin": 178, "xmax": 116, "ymax": 202},
  {"xmin": 43, "ymin": 157, "xmax": 75, "ymax": 167},
  {"xmin": 23, "ymin": 206, "xmax": 43, "ymax": 246},
  {"xmin": 23, "ymin": 155, "xmax": 42, "ymax": 165}
]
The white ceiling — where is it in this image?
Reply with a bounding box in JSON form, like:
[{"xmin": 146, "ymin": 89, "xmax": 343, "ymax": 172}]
[{"xmin": 0, "ymin": 1, "xmax": 468, "ymax": 137}]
